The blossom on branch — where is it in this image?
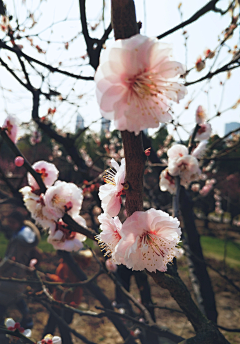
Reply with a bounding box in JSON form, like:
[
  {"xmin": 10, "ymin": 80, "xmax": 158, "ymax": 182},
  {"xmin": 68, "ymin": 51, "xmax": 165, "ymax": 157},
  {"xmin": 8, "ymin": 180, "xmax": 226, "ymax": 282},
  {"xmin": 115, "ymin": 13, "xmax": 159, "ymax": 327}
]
[
  {"xmin": 44, "ymin": 181, "xmax": 83, "ymax": 220},
  {"xmin": 195, "ymin": 105, "xmax": 206, "ymax": 124},
  {"xmin": 99, "ymin": 158, "xmax": 125, "ymax": 217},
  {"xmin": 168, "ymin": 155, "xmax": 200, "ymax": 184},
  {"xmin": 195, "ymin": 123, "xmax": 212, "ymax": 141},
  {"xmin": 20, "ymin": 186, "xmax": 55, "ymax": 230},
  {"xmin": 191, "ymin": 140, "xmax": 208, "ymax": 159},
  {"xmin": 95, "ymin": 34, "xmax": 187, "ymax": 135},
  {"xmin": 159, "ymin": 168, "xmax": 176, "ymax": 194},
  {"xmin": 167, "ymin": 144, "xmax": 188, "ymax": 160},
  {"xmin": 5, "ymin": 318, "xmax": 31, "ymax": 338},
  {"xmin": 28, "ymin": 160, "xmax": 59, "ymax": 190},
  {"xmin": 2, "ymin": 115, "xmax": 18, "ymax": 143},
  {"xmin": 96, "ymin": 213, "xmax": 123, "ymax": 263},
  {"xmin": 115, "ymin": 208, "xmax": 181, "ymax": 273},
  {"xmin": 38, "ymin": 334, "xmax": 62, "ymax": 344},
  {"xmin": 160, "ymin": 143, "xmax": 201, "ymax": 192},
  {"xmin": 47, "ymin": 218, "xmax": 86, "ymax": 252}
]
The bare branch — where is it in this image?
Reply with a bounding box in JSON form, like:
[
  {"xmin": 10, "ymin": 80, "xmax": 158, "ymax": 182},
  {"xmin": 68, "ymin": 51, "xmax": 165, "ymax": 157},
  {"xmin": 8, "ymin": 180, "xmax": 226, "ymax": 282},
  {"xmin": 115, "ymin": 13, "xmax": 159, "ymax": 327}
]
[
  {"xmin": 157, "ymin": 0, "xmax": 220, "ymax": 40},
  {"xmin": 185, "ymin": 55, "xmax": 240, "ymax": 86},
  {"xmin": 0, "ymin": 39, "xmax": 94, "ymax": 80}
]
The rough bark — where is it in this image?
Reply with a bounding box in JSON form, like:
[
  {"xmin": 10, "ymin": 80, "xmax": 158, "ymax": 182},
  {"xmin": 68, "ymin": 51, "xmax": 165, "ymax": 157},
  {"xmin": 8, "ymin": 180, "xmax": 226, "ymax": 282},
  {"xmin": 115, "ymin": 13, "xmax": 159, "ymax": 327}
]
[{"xmin": 180, "ymin": 187, "xmax": 218, "ymax": 323}]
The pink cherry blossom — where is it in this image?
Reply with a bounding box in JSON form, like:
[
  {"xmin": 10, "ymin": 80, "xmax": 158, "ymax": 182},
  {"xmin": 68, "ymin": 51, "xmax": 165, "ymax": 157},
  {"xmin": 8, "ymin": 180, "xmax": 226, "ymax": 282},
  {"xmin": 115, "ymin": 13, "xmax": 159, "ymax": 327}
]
[
  {"xmin": 96, "ymin": 213, "xmax": 123, "ymax": 263},
  {"xmin": 199, "ymin": 184, "xmax": 213, "ymax": 196},
  {"xmin": 2, "ymin": 115, "xmax": 18, "ymax": 143},
  {"xmin": 47, "ymin": 219, "xmax": 85, "ymax": 252},
  {"xmin": 99, "ymin": 158, "xmax": 125, "ymax": 217},
  {"xmin": 115, "ymin": 208, "xmax": 181, "ymax": 272},
  {"xmin": 20, "ymin": 186, "xmax": 55, "ymax": 230},
  {"xmin": 95, "ymin": 34, "xmax": 187, "ymax": 135},
  {"xmin": 159, "ymin": 168, "xmax": 176, "ymax": 194},
  {"xmin": 44, "ymin": 181, "xmax": 83, "ymax": 220},
  {"xmin": 195, "ymin": 106, "xmax": 206, "ymax": 124},
  {"xmin": 27, "ymin": 161, "xmax": 59, "ymax": 190},
  {"xmin": 195, "ymin": 123, "xmax": 212, "ymax": 141}
]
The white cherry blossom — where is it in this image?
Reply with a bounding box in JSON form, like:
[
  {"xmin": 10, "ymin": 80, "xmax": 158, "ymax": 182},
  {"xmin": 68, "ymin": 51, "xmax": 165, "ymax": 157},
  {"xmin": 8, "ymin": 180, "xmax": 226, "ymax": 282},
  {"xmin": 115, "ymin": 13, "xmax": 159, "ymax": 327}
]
[
  {"xmin": 96, "ymin": 213, "xmax": 123, "ymax": 263},
  {"xmin": 191, "ymin": 140, "xmax": 208, "ymax": 159},
  {"xmin": 195, "ymin": 123, "xmax": 212, "ymax": 141},
  {"xmin": 47, "ymin": 218, "xmax": 85, "ymax": 252},
  {"xmin": 44, "ymin": 181, "xmax": 83, "ymax": 220},
  {"xmin": 99, "ymin": 158, "xmax": 125, "ymax": 217},
  {"xmin": 5, "ymin": 318, "xmax": 31, "ymax": 338},
  {"xmin": 159, "ymin": 168, "xmax": 176, "ymax": 194},
  {"xmin": 167, "ymin": 144, "xmax": 188, "ymax": 161},
  {"xmin": 20, "ymin": 186, "xmax": 55, "ymax": 230},
  {"xmin": 27, "ymin": 161, "xmax": 59, "ymax": 190}
]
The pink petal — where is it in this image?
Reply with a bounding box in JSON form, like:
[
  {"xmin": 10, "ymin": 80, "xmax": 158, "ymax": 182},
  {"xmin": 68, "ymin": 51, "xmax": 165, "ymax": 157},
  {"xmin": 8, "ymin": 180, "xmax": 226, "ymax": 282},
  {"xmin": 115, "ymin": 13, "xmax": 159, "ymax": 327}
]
[{"xmin": 100, "ymin": 85, "xmax": 127, "ymax": 112}]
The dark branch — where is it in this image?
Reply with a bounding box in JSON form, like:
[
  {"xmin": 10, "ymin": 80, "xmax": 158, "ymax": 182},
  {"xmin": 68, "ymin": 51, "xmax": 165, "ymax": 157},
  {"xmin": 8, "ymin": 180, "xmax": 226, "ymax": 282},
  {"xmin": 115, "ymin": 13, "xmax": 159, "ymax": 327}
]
[
  {"xmin": 157, "ymin": 0, "xmax": 220, "ymax": 40},
  {"xmin": 185, "ymin": 55, "xmax": 240, "ymax": 86},
  {"xmin": 0, "ymin": 39, "xmax": 94, "ymax": 80},
  {"xmin": 79, "ymin": 0, "xmax": 112, "ymax": 70}
]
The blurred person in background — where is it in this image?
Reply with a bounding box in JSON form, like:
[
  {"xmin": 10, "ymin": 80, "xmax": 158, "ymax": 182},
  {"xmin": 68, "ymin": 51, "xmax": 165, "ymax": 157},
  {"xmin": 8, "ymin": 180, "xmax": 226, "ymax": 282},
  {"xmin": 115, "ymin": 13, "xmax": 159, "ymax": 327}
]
[{"xmin": 0, "ymin": 211, "xmax": 40, "ymax": 329}]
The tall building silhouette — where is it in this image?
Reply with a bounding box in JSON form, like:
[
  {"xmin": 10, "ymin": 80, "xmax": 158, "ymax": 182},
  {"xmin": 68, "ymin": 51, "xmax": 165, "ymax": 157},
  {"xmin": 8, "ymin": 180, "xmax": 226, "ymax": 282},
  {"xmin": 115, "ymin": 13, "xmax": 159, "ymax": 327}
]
[
  {"xmin": 75, "ymin": 113, "xmax": 85, "ymax": 132},
  {"xmin": 225, "ymin": 122, "xmax": 240, "ymax": 136},
  {"xmin": 101, "ymin": 117, "xmax": 111, "ymax": 135}
]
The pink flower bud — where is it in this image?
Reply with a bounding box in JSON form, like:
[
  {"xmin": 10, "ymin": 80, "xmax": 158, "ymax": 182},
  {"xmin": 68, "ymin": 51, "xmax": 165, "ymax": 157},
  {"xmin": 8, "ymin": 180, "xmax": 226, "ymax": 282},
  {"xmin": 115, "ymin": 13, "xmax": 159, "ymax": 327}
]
[
  {"xmin": 105, "ymin": 259, "xmax": 118, "ymax": 272},
  {"xmin": 15, "ymin": 156, "xmax": 24, "ymax": 167},
  {"xmin": 144, "ymin": 148, "xmax": 151, "ymax": 156}
]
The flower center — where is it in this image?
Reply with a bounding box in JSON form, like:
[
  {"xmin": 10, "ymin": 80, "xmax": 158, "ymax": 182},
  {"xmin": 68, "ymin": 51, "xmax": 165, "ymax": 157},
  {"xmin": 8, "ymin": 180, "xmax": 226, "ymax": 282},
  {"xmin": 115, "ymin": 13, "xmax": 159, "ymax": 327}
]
[
  {"xmin": 165, "ymin": 171, "xmax": 175, "ymax": 185},
  {"xmin": 57, "ymin": 221, "xmax": 76, "ymax": 241},
  {"xmin": 103, "ymin": 168, "xmax": 117, "ymax": 185},
  {"xmin": 198, "ymin": 124, "xmax": 207, "ymax": 134},
  {"xmin": 36, "ymin": 168, "xmax": 48, "ymax": 180},
  {"xmin": 179, "ymin": 162, "xmax": 188, "ymax": 172},
  {"xmin": 140, "ymin": 231, "xmax": 166, "ymax": 257},
  {"xmin": 6, "ymin": 120, "xmax": 13, "ymax": 134},
  {"xmin": 127, "ymin": 69, "xmax": 160, "ymax": 99},
  {"xmin": 8, "ymin": 322, "xmax": 25, "ymax": 333}
]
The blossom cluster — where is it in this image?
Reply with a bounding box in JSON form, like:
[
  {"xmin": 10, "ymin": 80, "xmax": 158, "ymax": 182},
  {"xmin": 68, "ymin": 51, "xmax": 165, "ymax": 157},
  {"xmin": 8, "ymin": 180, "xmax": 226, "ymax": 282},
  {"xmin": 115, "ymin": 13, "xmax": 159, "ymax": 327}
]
[
  {"xmin": 4, "ymin": 318, "xmax": 31, "ymax": 338},
  {"xmin": 97, "ymin": 158, "xmax": 182, "ymax": 273},
  {"xmin": 159, "ymin": 143, "xmax": 201, "ymax": 193},
  {"xmin": 159, "ymin": 106, "xmax": 212, "ymax": 194},
  {"xmin": 20, "ymin": 160, "xmax": 86, "ymax": 251}
]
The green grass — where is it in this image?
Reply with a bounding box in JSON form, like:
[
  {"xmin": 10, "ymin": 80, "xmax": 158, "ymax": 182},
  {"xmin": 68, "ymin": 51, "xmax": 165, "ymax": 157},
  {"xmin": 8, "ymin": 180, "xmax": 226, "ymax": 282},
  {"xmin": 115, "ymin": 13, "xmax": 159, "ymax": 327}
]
[
  {"xmin": 1, "ymin": 231, "xmax": 240, "ymax": 269},
  {"xmin": 0, "ymin": 232, "xmax": 8, "ymax": 258},
  {"xmin": 0, "ymin": 232, "xmax": 55, "ymax": 259},
  {"xmin": 38, "ymin": 233, "xmax": 55, "ymax": 253},
  {"xmin": 200, "ymin": 236, "xmax": 240, "ymax": 268}
]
